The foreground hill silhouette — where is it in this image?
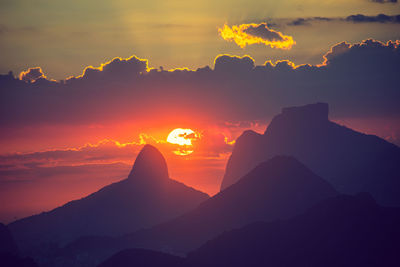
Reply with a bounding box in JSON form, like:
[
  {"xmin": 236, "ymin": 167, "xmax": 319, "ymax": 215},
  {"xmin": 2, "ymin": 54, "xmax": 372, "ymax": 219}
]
[
  {"xmin": 54, "ymin": 156, "xmax": 337, "ymax": 266},
  {"xmin": 221, "ymin": 103, "xmax": 400, "ymax": 206},
  {"xmin": 8, "ymin": 145, "xmax": 209, "ymax": 252},
  {"xmin": 98, "ymin": 193, "xmax": 400, "ymax": 267},
  {"xmin": 0, "ymin": 223, "xmax": 17, "ymax": 255},
  {"xmin": 98, "ymin": 249, "xmax": 185, "ymax": 267},
  {"xmin": 187, "ymin": 193, "xmax": 400, "ymax": 267},
  {"xmin": 0, "ymin": 223, "xmax": 38, "ymax": 267}
]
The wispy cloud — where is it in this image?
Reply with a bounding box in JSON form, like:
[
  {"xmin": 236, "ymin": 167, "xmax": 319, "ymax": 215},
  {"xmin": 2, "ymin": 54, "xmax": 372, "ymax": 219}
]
[
  {"xmin": 0, "ymin": 130, "xmax": 235, "ymax": 172},
  {"xmin": 285, "ymin": 14, "xmax": 400, "ymax": 26},
  {"xmin": 346, "ymin": 14, "xmax": 400, "ymax": 23},
  {"xmin": 371, "ymin": 0, "xmax": 397, "ymax": 3},
  {"xmin": 287, "ymin": 17, "xmax": 333, "ymax": 26}
]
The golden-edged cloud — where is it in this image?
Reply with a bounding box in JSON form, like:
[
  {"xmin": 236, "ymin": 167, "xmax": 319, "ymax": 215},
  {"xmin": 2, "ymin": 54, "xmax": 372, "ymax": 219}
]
[
  {"xmin": 19, "ymin": 67, "xmax": 47, "ymax": 83},
  {"xmin": 218, "ymin": 23, "xmax": 295, "ymax": 49}
]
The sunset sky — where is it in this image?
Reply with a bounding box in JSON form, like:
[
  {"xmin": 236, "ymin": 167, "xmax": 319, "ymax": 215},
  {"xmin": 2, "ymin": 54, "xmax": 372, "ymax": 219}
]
[{"xmin": 1, "ymin": 0, "xmax": 400, "ymax": 223}]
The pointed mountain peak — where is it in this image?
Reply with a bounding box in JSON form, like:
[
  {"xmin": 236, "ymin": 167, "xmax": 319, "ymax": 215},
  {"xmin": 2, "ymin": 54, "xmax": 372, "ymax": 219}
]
[{"xmin": 128, "ymin": 144, "xmax": 169, "ymax": 180}]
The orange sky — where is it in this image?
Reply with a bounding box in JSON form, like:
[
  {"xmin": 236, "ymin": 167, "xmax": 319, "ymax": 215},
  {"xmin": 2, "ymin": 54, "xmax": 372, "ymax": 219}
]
[
  {"xmin": 0, "ymin": 117, "xmax": 270, "ymax": 223},
  {"xmin": 1, "ymin": 112, "xmax": 399, "ymax": 223}
]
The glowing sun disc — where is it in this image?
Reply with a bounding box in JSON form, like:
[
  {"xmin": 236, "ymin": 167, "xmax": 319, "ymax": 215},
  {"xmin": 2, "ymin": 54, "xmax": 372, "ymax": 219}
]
[
  {"xmin": 167, "ymin": 128, "xmax": 197, "ymax": 155},
  {"xmin": 167, "ymin": 128, "xmax": 195, "ymax": 146}
]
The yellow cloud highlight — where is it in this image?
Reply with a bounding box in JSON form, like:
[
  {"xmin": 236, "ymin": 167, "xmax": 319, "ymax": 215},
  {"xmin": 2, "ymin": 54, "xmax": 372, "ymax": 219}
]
[
  {"xmin": 167, "ymin": 67, "xmax": 195, "ymax": 72},
  {"xmin": 218, "ymin": 23, "xmax": 295, "ymax": 50},
  {"xmin": 264, "ymin": 59, "xmax": 299, "ymax": 69},
  {"xmin": 224, "ymin": 136, "xmax": 236, "ymax": 145}
]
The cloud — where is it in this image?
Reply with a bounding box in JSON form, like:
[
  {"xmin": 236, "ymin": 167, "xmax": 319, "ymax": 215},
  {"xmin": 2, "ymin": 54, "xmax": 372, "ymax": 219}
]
[
  {"xmin": 0, "ymin": 140, "xmax": 141, "ymax": 171},
  {"xmin": 67, "ymin": 55, "xmax": 149, "ymax": 83},
  {"xmin": 1, "ymin": 39, "xmax": 400, "ymax": 128},
  {"xmin": 19, "ymin": 67, "xmax": 46, "ymax": 83},
  {"xmin": 0, "ymin": 129, "xmax": 235, "ymax": 172},
  {"xmin": 322, "ymin": 39, "xmax": 400, "ymax": 69},
  {"xmin": 371, "ymin": 0, "xmax": 397, "ymax": 3},
  {"xmin": 218, "ymin": 23, "xmax": 295, "ymax": 49},
  {"xmin": 287, "ymin": 18, "xmax": 310, "ymax": 26},
  {"xmin": 287, "ymin": 17, "xmax": 333, "ymax": 26},
  {"xmin": 214, "ymin": 55, "xmax": 255, "ymax": 73},
  {"xmin": 346, "ymin": 14, "xmax": 400, "ymax": 23},
  {"xmin": 321, "ymin": 41, "xmax": 351, "ymax": 65},
  {"xmin": 286, "ymin": 14, "xmax": 400, "ymax": 26}
]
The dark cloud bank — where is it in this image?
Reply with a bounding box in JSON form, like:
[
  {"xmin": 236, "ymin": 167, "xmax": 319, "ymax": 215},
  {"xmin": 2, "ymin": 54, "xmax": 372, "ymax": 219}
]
[
  {"xmin": 287, "ymin": 14, "xmax": 400, "ymax": 26},
  {"xmin": 346, "ymin": 14, "xmax": 400, "ymax": 23},
  {"xmin": 0, "ymin": 39, "xmax": 400, "ymax": 127},
  {"xmin": 371, "ymin": 0, "xmax": 397, "ymax": 3}
]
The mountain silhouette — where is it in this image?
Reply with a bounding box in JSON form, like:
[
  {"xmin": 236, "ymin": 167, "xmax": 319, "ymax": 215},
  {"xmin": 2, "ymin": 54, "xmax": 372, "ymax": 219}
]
[
  {"xmin": 187, "ymin": 193, "xmax": 400, "ymax": 267},
  {"xmin": 221, "ymin": 103, "xmax": 400, "ymax": 206},
  {"xmin": 0, "ymin": 223, "xmax": 17, "ymax": 255},
  {"xmin": 97, "ymin": 248, "xmax": 185, "ymax": 267},
  {"xmin": 0, "ymin": 223, "xmax": 38, "ymax": 267},
  {"xmin": 8, "ymin": 145, "xmax": 209, "ymax": 253},
  {"xmin": 56, "ymin": 156, "xmax": 337, "ymax": 266},
  {"xmin": 127, "ymin": 144, "xmax": 169, "ymax": 180},
  {"xmin": 97, "ymin": 193, "xmax": 400, "ymax": 267}
]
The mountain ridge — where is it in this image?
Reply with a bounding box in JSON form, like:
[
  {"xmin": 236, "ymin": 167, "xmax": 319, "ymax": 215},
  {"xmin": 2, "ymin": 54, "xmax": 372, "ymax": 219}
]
[
  {"xmin": 8, "ymin": 145, "xmax": 209, "ymax": 253},
  {"xmin": 187, "ymin": 192, "xmax": 400, "ymax": 267},
  {"xmin": 221, "ymin": 103, "xmax": 400, "ymax": 206},
  {"xmin": 95, "ymin": 192, "xmax": 400, "ymax": 267},
  {"xmin": 53, "ymin": 155, "xmax": 337, "ymax": 266}
]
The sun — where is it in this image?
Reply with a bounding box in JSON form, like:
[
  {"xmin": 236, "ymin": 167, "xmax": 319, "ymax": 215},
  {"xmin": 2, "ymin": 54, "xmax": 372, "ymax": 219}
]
[{"xmin": 167, "ymin": 128, "xmax": 198, "ymax": 155}]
